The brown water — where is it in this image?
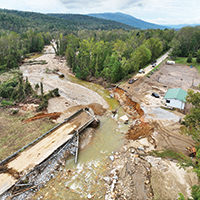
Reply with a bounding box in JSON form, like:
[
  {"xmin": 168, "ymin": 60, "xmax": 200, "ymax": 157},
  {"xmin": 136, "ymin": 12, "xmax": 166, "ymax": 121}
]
[
  {"xmin": 33, "ymin": 110, "xmax": 128, "ymax": 199},
  {"xmin": 32, "ymin": 75, "xmax": 128, "ymax": 199}
]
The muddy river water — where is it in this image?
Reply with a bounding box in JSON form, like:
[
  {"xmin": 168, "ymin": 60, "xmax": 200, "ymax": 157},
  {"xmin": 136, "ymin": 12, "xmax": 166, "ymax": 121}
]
[{"xmin": 31, "ymin": 74, "xmax": 129, "ymax": 199}]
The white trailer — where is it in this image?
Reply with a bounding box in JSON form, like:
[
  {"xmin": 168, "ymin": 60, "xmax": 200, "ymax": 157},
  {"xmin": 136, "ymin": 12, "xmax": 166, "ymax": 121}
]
[{"xmin": 167, "ymin": 60, "xmax": 175, "ymax": 65}]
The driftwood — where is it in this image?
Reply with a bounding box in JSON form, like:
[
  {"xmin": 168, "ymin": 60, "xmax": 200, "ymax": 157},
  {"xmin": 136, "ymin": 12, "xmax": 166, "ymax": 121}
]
[{"xmin": 9, "ymin": 185, "xmax": 38, "ymax": 199}]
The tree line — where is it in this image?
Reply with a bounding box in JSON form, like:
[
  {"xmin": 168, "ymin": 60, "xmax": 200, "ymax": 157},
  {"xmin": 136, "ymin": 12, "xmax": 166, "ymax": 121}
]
[
  {"xmin": 171, "ymin": 26, "xmax": 200, "ymax": 62},
  {"xmin": 0, "ymin": 9, "xmax": 134, "ymax": 35},
  {"xmin": 55, "ymin": 29, "xmax": 175, "ymax": 83},
  {"xmin": 178, "ymin": 89, "xmax": 200, "ymax": 200},
  {"xmin": 0, "ymin": 30, "xmax": 52, "ymax": 73}
]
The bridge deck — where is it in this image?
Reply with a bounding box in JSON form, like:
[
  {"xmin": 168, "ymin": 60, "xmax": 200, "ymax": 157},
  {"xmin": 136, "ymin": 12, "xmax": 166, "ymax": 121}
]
[{"xmin": 0, "ymin": 109, "xmax": 94, "ymax": 195}]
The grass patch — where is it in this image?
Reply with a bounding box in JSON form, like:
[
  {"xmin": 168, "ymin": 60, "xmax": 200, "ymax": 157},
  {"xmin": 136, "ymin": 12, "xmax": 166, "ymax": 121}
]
[
  {"xmin": 0, "ymin": 100, "xmax": 14, "ymax": 107},
  {"xmin": 25, "ymin": 52, "xmax": 43, "ymax": 60},
  {"xmin": 0, "ymin": 108, "xmax": 57, "ymax": 161},
  {"xmin": 175, "ymin": 57, "xmax": 200, "ymax": 73},
  {"xmin": 146, "ymin": 65, "xmax": 160, "ymax": 77},
  {"xmin": 148, "ymin": 149, "xmax": 185, "ymax": 161}
]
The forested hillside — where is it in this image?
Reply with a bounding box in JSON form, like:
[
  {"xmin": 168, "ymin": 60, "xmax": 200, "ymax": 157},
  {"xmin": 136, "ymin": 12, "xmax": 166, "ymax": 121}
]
[
  {"xmin": 0, "ymin": 9, "xmax": 134, "ymax": 34},
  {"xmin": 170, "ymin": 26, "xmax": 200, "ymax": 59},
  {"xmin": 47, "ymin": 13, "xmax": 135, "ymax": 31},
  {"xmin": 0, "ymin": 30, "xmax": 52, "ymax": 73},
  {"xmin": 55, "ymin": 28, "xmax": 176, "ymax": 83}
]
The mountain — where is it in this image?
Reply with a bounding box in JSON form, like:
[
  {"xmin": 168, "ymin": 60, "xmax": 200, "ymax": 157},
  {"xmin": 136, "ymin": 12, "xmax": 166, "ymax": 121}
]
[
  {"xmin": 47, "ymin": 13, "xmax": 135, "ymax": 30},
  {"xmin": 88, "ymin": 12, "xmax": 169, "ymax": 30},
  {"xmin": 166, "ymin": 24, "xmax": 200, "ymax": 29},
  {"xmin": 0, "ymin": 9, "xmax": 135, "ymax": 34}
]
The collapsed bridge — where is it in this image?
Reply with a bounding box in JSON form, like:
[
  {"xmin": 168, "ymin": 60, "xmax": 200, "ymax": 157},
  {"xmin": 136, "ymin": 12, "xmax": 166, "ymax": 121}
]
[{"xmin": 0, "ymin": 108, "xmax": 99, "ymax": 196}]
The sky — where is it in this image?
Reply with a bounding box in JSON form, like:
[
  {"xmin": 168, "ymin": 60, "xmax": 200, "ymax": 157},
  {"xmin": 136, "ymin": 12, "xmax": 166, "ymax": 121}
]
[{"xmin": 0, "ymin": 0, "xmax": 200, "ymax": 25}]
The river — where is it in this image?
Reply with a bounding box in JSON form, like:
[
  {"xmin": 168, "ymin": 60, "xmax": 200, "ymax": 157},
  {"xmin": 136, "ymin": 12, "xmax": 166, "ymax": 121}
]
[
  {"xmin": 31, "ymin": 79, "xmax": 129, "ymax": 199},
  {"xmin": 20, "ymin": 46, "xmax": 130, "ymax": 199},
  {"xmin": 19, "ymin": 45, "xmax": 197, "ymax": 200}
]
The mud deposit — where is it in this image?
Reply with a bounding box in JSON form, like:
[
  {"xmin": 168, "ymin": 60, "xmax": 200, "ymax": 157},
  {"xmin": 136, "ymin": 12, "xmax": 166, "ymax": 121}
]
[{"xmin": 1, "ymin": 45, "xmax": 199, "ymax": 200}]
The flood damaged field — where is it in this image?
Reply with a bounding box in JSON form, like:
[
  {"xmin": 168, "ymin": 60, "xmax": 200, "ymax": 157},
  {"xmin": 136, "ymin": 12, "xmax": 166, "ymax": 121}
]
[{"xmin": 0, "ymin": 45, "xmax": 200, "ymax": 199}]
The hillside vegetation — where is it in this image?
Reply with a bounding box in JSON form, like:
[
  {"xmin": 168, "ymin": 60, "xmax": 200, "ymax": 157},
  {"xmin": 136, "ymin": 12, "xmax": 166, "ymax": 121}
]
[
  {"xmin": 55, "ymin": 28, "xmax": 175, "ymax": 83},
  {"xmin": 47, "ymin": 13, "xmax": 135, "ymax": 31},
  {"xmin": 1, "ymin": 8, "xmax": 200, "ymax": 200},
  {"xmin": 0, "ymin": 9, "xmax": 135, "ymax": 34}
]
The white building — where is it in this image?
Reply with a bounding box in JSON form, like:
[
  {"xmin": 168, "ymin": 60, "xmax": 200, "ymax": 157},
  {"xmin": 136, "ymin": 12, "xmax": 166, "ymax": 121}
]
[{"xmin": 163, "ymin": 88, "xmax": 187, "ymax": 110}]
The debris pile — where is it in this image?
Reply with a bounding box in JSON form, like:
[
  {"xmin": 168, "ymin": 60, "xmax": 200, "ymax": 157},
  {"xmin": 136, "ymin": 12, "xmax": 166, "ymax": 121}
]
[{"xmin": 104, "ymin": 139, "xmax": 154, "ymax": 200}]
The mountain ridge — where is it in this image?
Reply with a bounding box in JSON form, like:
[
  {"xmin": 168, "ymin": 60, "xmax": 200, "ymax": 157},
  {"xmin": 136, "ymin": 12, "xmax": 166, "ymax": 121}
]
[
  {"xmin": 88, "ymin": 12, "xmax": 169, "ymax": 30},
  {"xmin": 0, "ymin": 8, "xmax": 136, "ymax": 34}
]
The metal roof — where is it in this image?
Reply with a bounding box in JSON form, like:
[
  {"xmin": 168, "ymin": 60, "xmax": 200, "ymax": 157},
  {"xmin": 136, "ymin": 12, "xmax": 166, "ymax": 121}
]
[{"xmin": 163, "ymin": 88, "xmax": 187, "ymax": 102}]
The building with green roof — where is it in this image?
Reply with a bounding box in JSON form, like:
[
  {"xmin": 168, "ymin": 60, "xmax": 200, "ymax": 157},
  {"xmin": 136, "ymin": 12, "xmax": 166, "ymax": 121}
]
[{"xmin": 163, "ymin": 88, "xmax": 187, "ymax": 110}]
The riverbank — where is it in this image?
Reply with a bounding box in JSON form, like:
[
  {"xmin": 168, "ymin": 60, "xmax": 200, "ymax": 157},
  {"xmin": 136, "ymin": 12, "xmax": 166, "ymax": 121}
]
[
  {"xmin": 20, "ymin": 45, "xmax": 109, "ymax": 121},
  {"xmin": 106, "ymin": 60, "xmax": 200, "ymax": 199},
  {"xmin": 18, "ymin": 45, "xmax": 200, "ymax": 199},
  {"xmin": 1, "ymin": 44, "xmax": 199, "ymax": 199}
]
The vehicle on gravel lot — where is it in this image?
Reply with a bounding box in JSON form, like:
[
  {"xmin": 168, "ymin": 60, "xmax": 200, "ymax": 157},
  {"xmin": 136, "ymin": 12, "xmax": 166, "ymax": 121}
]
[
  {"xmin": 138, "ymin": 69, "xmax": 145, "ymax": 74},
  {"xmin": 151, "ymin": 92, "xmax": 159, "ymax": 98},
  {"xmin": 128, "ymin": 78, "xmax": 138, "ymax": 84}
]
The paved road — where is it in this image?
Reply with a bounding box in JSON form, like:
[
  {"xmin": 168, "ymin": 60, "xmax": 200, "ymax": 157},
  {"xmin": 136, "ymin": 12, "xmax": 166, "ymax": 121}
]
[{"xmin": 134, "ymin": 51, "xmax": 169, "ymax": 78}]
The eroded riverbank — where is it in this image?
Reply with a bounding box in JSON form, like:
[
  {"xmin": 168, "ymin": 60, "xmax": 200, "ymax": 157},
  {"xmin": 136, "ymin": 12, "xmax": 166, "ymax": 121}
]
[{"xmin": 1, "ymin": 44, "xmax": 198, "ymax": 199}]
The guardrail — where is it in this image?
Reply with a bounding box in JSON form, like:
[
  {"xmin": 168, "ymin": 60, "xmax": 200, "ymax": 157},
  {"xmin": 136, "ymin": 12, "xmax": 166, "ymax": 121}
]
[{"xmin": 0, "ymin": 108, "xmax": 84, "ymax": 166}]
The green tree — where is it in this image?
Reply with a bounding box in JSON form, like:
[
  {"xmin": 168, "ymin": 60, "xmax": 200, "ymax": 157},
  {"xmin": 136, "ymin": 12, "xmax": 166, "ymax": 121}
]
[
  {"xmin": 36, "ymin": 33, "xmax": 44, "ymax": 52},
  {"xmin": 196, "ymin": 49, "xmax": 200, "ymax": 63},
  {"xmin": 65, "ymin": 34, "xmax": 80, "ymax": 72},
  {"xmin": 102, "ymin": 52, "xmax": 123, "ymax": 83},
  {"xmin": 187, "ymin": 53, "xmax": 193, "ymax": 63},
  {"xmin": 171, "ymin": 26, "xmax": 200, "ymax": 58},
  {"xmin": 184, "ymin": 89, "xmax": 200, "ymax": 130},
  {"xmin": 170, "ymin": 38, "xmax": 182, "ymax": 59},
  {"xmin": 145, "ymin": 37, "xmax": 163, "ymax": 61},
  {"xmin": 24, "ymin": 76, "xmax": 32, "ymax": 95},
  {"xmin": 43, "ymin": 32, "xmax": 52, "ymax": 45},
  {"xmin": 40, "ymin": 82, "xmax": 44, "ymax": 96},
  {"xmin": 113, "ymin": 39, "xmax": 127, "ymax": 59},
  {"xmin": 179, "ymin": 89, "xmax": 200, "ymax": 200},
  {"xmin": 131, "ymin": 44, "xmax": 152, "ymax": 70},
  {"xmin": 191, "ymin": 185, "xmax": 200, "ymax": 200},
  {"xmin": 178, "ymin": 193, "xmax": 185, "ymax": 200}
]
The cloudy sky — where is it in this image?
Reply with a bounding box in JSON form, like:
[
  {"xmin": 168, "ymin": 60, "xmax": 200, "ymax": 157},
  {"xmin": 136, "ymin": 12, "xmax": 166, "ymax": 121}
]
[{"xmin": 0, "ymin": 0, "xmax": 199, "ymax": 25}]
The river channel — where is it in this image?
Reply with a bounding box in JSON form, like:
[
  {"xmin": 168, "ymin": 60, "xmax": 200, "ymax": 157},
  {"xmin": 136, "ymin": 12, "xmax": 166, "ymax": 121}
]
[{"xmin": 32, "ymin": 74, "xmax": 129, "ymax": 199}]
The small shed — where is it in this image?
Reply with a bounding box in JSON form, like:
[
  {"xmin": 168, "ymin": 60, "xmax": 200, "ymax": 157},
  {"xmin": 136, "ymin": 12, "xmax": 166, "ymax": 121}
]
[{"xmin": 163, "ymin": 88, "xmax": 187, "ymax": 110}]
